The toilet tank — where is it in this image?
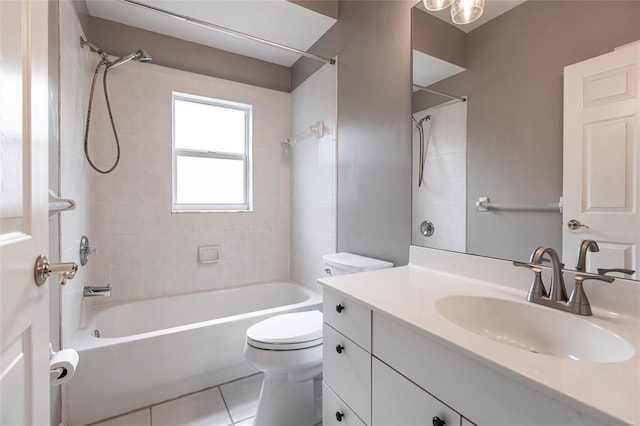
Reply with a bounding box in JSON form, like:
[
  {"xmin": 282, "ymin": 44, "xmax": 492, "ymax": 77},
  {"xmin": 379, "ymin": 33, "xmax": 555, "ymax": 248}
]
[{"xmin": 322, "ymin": 252, "xmax": 393, "ymax": 276}]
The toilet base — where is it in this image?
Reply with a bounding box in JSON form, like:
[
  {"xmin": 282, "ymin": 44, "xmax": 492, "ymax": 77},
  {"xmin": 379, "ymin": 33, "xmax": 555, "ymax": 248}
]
[{"xmin": 253, "ymin": 371, "xmax": 320, "ymax": 426}]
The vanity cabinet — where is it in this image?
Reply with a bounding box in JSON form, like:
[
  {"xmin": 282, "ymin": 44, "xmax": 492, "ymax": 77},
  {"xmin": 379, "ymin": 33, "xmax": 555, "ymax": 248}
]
[
  {"xmin": 322, "ymin": 287, "xmax": 608, "ymax": 426},
  {"xmin": 323, "ymin": 288, "xmax": 371, "ymax": 349},
  {"xmin": 372, "ymin": 358, "xmax": 460, "ymax": 426},
  {"xmin": 323, "ymin": 289, "xmax": 468, "ymax": 426},
  {"xmin": 323, "ymin": 290, "xmax": 372, "ymax": 425},
  {"xmin": 372, "ymin": 311, "xmax": 605, "ymax": 426},
  {"xmin": 323, "ymin": 324, "xmax": 371, "ymax": 424},
  {"xmin": 323, "ymin": 383, "xmax": 367, "ymax": 426}
]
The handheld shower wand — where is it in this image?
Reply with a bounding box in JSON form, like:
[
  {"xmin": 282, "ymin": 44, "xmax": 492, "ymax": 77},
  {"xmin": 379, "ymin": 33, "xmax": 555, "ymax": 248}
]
[
  {"xmin": 80, "ymin": 37, "xmax": 153, "ymax": 174},
  {"xmin": 106, "ymin": 49, "xmax": 153, "ymax": 69}
]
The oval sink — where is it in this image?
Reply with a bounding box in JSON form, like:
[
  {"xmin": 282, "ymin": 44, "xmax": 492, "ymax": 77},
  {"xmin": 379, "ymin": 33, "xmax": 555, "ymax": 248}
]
[{"xmin": 436, "ymin": 295, "xmax": 635, "ymax": 363}]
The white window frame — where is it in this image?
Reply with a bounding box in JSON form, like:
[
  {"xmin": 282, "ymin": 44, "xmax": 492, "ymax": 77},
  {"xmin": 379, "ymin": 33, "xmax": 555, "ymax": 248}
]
[{"xmin": 172, "ymin": 91, "xmax": 253, "ymax": 212}]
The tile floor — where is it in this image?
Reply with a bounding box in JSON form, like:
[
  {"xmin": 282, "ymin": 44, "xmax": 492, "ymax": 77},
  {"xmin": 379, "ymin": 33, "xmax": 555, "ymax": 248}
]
[{"xmin": 91, "ymin": 373, "xmax": 263, "ymax": 426}]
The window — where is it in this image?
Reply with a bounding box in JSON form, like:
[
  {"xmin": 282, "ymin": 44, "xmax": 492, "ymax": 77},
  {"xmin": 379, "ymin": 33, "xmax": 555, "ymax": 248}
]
[{"xmin": 172, "ymin": 92, "xmax": 252, "ymax": 211}]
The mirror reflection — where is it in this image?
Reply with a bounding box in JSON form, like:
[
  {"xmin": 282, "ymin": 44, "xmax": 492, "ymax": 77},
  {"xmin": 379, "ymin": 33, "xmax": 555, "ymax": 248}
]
[{"xmin": 411, "ymin": 0, "xmax": 640, "ymax": 278}]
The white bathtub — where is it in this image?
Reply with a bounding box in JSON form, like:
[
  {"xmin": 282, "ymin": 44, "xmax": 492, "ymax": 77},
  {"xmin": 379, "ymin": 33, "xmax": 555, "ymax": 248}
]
[{"xmin": 65, "ymin": 282, "xmax": 322, "ymax": 426}]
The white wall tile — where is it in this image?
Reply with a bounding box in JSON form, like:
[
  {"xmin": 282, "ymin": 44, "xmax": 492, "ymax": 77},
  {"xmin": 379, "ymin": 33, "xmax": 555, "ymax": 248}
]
[
  {"xmin": 59, "ymin": 0, "xmax": 94, "ymax": 347},
  {"xmin": 85, "ymin": 62, "xmax": 290, "ymax": 302},
  {"xmin": 289, "ymin": 63, "xmax": 337, "ymax": 292},
  {"xmin": 412, "ymin": 101, "xmax": 467, "ymax": 251}
]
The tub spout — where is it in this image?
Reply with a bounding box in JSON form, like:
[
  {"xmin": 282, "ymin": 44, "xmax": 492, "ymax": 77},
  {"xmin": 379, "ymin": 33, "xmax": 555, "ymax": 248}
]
[{"xmin": 84, "ymin": 284, "xmax": 111, "ymax": 297}]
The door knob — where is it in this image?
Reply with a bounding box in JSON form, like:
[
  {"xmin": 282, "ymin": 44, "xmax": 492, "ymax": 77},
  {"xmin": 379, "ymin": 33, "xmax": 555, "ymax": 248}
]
[
  {"xmin": 34, "ymin": 255, "xmax": 78, "ymax": 286},
  {"xmin": 567, "ymin": 219, "xmax": 589, "ymax": 230}
]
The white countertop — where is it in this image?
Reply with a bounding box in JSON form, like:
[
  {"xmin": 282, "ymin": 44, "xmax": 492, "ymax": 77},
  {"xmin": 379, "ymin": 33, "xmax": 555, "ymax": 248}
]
[{"xmin": 319, "ymin": 263, "xmax": 640, "ymax": 425}]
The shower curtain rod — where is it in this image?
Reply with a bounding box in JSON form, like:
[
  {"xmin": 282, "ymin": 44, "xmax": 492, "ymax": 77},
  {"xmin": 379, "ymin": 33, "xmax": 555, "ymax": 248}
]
[
  {"xmin": 413, "ymin": 84, "xmax": 466, "ymax": 102},
  {"xmin": 119, "ymin": 0, "xmax": 336, "ymax": 65}
]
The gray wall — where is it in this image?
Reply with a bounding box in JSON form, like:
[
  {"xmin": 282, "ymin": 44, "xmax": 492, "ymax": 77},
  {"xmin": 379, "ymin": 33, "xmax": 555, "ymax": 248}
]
[
  {"xmin": 293, "ymin": 1, "xmax": 414, "ymax": 266},
  {"xmin": 412, "ymin": 1, "xmax": 640, "ymax": 262},
  {"xmin": 412, "ymin": 7, "xmax": 465, "ymax": 68},
  {"xmin": 80, "ymin": 15, "xmax": 291, "ymax": 92}
]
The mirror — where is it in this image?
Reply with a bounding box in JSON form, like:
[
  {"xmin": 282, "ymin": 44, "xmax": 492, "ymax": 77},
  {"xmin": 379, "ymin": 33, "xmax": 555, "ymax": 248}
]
[{"xmin": 411, "ymin": 1, "xmax": 640, "ymax": 277}]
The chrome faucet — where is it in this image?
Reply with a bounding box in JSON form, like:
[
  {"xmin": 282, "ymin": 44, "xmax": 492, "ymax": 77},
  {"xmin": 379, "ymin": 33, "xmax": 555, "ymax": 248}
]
[
  {"xmin": 576, "ymin": 240, "xmax": 599, "ymax": 272},
  {"xmin": 530, "ymin": 246, "xmax": 567, "ymax": 302},
  {"xmin": 83, "ymin": 284, "xmax": 111, "ymax": 297},
  {"xmin": 514, "ymin": 246, "xmax": 615, "ymax": 316}
]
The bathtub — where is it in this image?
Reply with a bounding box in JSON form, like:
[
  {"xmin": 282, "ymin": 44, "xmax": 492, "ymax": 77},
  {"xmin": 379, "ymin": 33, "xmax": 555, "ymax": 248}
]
[{"xmin": 65, "ymin": 282, "xmax": 322, "ymax": 426}]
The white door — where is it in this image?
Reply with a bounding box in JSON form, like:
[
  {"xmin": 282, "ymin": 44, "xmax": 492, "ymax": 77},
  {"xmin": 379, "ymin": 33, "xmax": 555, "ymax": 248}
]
[
  {"xmin": 563, "ymin": 42, "xmax": 640, "ymax": 278},
  {"xmin": 0, "ymin": 0, "xmax": 50, "ymax": 424}
]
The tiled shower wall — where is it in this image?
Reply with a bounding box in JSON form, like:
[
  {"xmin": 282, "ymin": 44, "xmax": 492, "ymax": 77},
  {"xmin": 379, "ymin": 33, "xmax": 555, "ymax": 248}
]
[
  {"xmin": 87, "ymin": 62, "xmax": 291, "ymax": 304},
  {"xmin": 290, "ymin": 63, "xmax": 337, "ymax": 293},
  {"xmin": 59, "ymin": 0, "xmax": 94, "ymax": 346},
  {"xmin": 411, "ymin": 100, "xmax": 467, "ymax": 252}
]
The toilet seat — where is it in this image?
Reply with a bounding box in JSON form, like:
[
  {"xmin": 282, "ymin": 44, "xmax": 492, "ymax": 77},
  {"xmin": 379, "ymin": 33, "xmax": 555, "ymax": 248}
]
[{"xmin": 247, "ymin": 310, "xmax": 323, "ymax": 351}]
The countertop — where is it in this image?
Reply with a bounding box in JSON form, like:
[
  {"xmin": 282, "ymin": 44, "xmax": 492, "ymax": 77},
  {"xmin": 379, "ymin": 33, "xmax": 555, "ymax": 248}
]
[{"xmin": 319, "ymin": 263, "xmax": 640, "ymax": 425}]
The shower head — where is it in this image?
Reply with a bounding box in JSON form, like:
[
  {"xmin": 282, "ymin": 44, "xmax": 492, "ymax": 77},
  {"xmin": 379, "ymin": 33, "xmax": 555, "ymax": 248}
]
[
  {"xmin": 413, "ymin": 114, "xmax": 431, "ymax": 128},
  {"xmin": 106, "ymin": 49, "xmax": 153, "ymax": 69}
]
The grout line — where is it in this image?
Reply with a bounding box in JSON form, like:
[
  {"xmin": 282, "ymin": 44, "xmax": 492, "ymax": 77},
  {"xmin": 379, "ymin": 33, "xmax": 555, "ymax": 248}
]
[
  {"xmin": 233, "ymin": 415, "xmax": 255, "ymax": 424},
  {"xmin": 89, "ymin": 373, "xmax": 263, "ymax": 425},
  {"xmin": 218, "ymin": 385, "xmax": 234, "ymax": 424}
]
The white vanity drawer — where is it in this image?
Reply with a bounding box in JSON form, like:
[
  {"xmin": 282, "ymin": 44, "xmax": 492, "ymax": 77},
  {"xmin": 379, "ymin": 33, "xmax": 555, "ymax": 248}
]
[
  {"xmin": 323, "ymin": 323, "xmax": 372, "ymax": 425},
  {"xmin": 323, "ymin": 288, "xmax": 371, "ymax": 350},
  {"xmin": 323, "ymin": 382, "xmax": 368, "ymax": 426},
  {"xmin": 372, "ymin": 358, "xmax": 460, "ymax": 426}
]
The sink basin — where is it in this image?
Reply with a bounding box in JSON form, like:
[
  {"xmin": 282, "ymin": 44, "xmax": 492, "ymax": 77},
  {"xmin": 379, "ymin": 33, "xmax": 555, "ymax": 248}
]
[{"xmin": 436, "ymin": 295, "xmax": 635, "ymax": 363}]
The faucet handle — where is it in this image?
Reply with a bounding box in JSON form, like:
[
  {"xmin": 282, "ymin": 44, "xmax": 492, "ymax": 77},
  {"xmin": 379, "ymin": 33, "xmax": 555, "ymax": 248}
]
[
  {"xmin": 513, "ymin": 261, "xmax": 542, "ymax": 272},
  {"xmin": 568, "ymin": 274, "xmax": 615, "ymax": 316},
  {"xmin": 574, "ymin": 274, "xmax": 615, "ymax": 284},
  {"xmin": 513, "ymin": 261, "xmax": 548, "ymax": 300},
  {"xmin": 597, "ymin": 268, "xmax": 635, "ymax": 277}
]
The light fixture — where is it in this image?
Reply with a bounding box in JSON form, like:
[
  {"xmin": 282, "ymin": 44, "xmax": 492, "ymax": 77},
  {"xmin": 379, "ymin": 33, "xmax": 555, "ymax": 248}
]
[
  {"xmin": 451, "ymin": 0, "xmax": 485, "ymax": 25},
  {"xmin": 423, "ymin": 0, "xmax": 453, "ymax": 12},
  {"xmin": 423, "ymin": 0, "xmax": 485, "ymax": 25}
]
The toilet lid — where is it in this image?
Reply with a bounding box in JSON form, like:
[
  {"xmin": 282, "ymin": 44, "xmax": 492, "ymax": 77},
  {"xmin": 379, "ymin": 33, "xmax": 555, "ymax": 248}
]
[{"xmin": 246, "ymin": 310, "xmax": 323, "ymax": 349}]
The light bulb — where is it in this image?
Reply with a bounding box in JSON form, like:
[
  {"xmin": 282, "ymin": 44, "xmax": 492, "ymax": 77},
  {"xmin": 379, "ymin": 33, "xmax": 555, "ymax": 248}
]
[
  {"xmin": 423, "ymin": 0, "xmax": 453, "ymax": 12},
  {"xmin": 451, "ymin": 0, "xmax": 485, "ymax": 24}
]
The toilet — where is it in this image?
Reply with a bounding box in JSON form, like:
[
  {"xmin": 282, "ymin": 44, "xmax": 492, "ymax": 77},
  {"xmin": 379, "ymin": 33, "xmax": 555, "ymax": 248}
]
[
  {"xmin": 244, "ymin": 252, "xmax": 393, "ymax": 426},
  {"xmin": 322, "ymin": 252, "xmax": 394, "ymax": 276}
]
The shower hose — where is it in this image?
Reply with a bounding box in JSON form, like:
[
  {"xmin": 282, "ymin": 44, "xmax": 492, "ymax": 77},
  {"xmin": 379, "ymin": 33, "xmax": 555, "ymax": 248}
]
[{"xmin": 84, "ymin": 63, "xmax": 121, "ymax": 174}]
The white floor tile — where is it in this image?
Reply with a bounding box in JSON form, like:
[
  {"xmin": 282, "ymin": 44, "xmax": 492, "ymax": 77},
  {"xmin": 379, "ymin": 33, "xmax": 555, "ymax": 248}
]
[
  {"xmin": 91, "ymin": 408, "xmax": 150, "ymax": 426},
  {"xmin": 151, "ymin": 387, "xmax": 232, "ymax": 426},
  {"xmin": 220, "ymin": 374, "xmax": 263, "ymax": 423},
  {"xmin": 234, "ymin": 418, "xmax": 253, "ymax": 426}
]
